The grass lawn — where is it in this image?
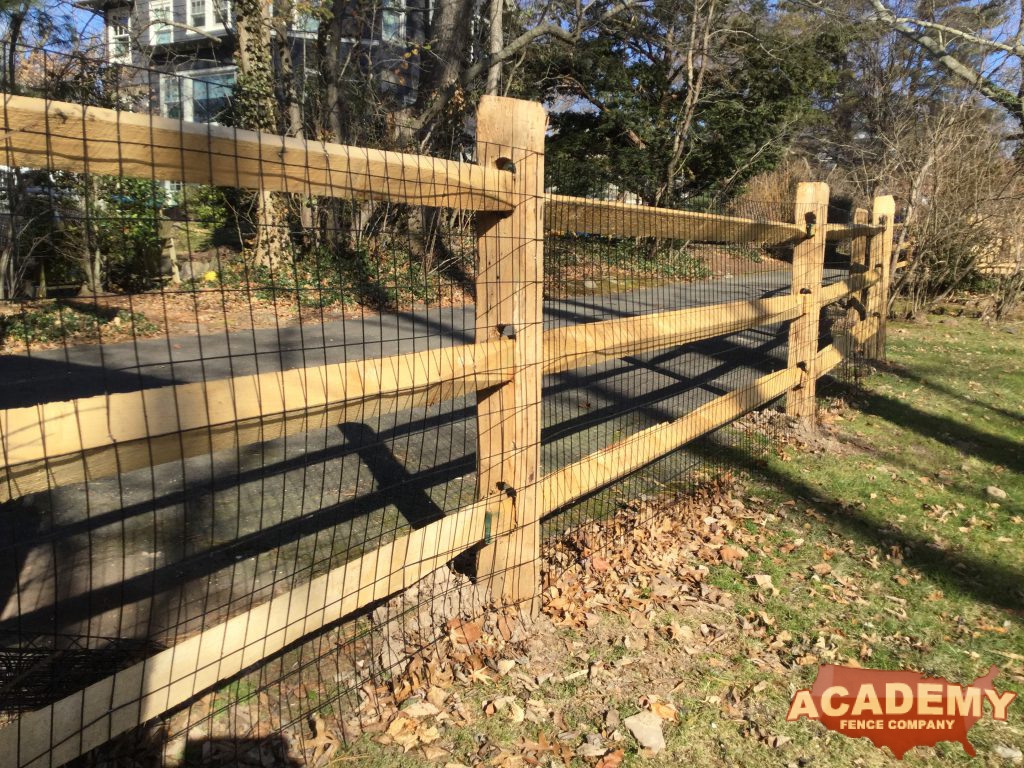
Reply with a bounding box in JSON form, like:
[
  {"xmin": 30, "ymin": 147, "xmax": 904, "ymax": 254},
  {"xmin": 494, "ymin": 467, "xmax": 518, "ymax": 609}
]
[{"xmin": 335, "ymin": 315, "xmax": 1022, "ymax": 767}]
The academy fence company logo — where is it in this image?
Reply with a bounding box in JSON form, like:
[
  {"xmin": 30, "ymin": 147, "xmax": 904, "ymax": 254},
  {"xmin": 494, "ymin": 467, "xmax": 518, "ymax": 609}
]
[{"xmin": 786, "ymin": 665, "xmax": 1017, "ymax": 759}]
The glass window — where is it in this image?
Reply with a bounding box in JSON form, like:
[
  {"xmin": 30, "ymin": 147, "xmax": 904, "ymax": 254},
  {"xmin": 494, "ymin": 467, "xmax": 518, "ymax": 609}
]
[
  {"xmin": 161, "ymin": 75, "xmax": 183, "ymax": 119},
  {"xmin": 213, "ymin": 0, "xmax": 232, "ymax": 25},
  {"xmin": 108, "ymin": 10, "xmax": 131, "ymax": 61},
  {"xmin": 151, "ymin": 0, "xmax": 172, "ymax": 44},
  {"xmin": 381, "ymin": 6, "xmax": 405, "ymax": 43},
  {"xmin": 193, "ymin": 71, "xmax": 234, "ymax": 123},
  {"xmin": 191, "ymin": 0, "xmax": 206, "ymax": 28}
]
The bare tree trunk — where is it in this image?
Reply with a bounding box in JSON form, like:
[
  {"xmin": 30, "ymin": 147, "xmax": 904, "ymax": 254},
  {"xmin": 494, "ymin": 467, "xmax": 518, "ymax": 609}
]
[
  {"xmin": 272, "ymin": 0, "xmax": 314, "ymax": 240},
  {"xmin": 235, "ymin": 0, "xmax": 289, "ymax": 268},
  {"xmin": 486, "ymin": 0, "xmax": 503, "ymax": 95},
  {"xmin": 888, "ymin": 152, "xmax": 933, "ymax": 314}
]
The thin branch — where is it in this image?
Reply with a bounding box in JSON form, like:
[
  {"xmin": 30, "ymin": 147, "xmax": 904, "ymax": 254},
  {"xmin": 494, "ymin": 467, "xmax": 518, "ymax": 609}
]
[
  {"xmin": 412, "ymin": 0, "xmax": 649, "ymax": 134},
  {"xmin": 866, "ymin": 0, "xmax": 1024, "ymax": 125},
  {"xmin": 889, "ymin": 16, "xmax": 1024, "ymax": 57}
]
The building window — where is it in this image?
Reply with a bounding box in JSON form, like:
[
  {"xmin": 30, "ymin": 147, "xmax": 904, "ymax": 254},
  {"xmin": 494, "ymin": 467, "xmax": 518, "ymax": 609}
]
[
  {"xmin": 213, "ymin": 0, "xmax": 233, "ymax": 26},
  {"xmin": 190, "ymin": 0, "xmax": 207, "ymax": 28},
  {"xmin": 161, "ymin": 69, "xmax": 235, "ymax": 124},
  {"xmin": 108, "ymin": 9, "xmax": 131, "ymax": 62},
  {"xmin": 381, "ymin": 4, "xmax": 405, "ymax": 43},
  {"xmin": 194, "ymin": 71, "xmax": 234, "ymax": 123},
  {"xmin": 160, "ymin": 75, "xmax": 184, "ymax": 119},
  {"xmin": 151, "ymin": 0, "xmax": 172, "ymax": 44}
]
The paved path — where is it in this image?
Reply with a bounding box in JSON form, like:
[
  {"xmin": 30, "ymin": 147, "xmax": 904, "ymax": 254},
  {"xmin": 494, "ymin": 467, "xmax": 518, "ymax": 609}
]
[{"xmin": 0, "ymin": 269, "xmax": 844, "ymax": 666}]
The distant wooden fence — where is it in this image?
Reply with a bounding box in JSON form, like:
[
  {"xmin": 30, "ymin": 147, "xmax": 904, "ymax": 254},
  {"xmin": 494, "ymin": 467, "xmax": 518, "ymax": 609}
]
[{"xmin": 0, "ymin": 93, "xmax": 899, "ymax": 767}]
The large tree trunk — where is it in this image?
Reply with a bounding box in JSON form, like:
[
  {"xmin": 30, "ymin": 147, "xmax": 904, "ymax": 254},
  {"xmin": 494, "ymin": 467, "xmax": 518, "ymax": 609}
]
[
  {"xmin": 413, "ymin": 0, "xmax": 476, "ymax": 130},
  {"xmin": 235, "ymin": 0, "xmax": 290, "ymax": 268},
  {"xmin": 272, "ymin": 0, "xmax": 315, "ymax": 238},
  {"xmin": 486, "ymin": 0, "xmax": 502, "ymax": 95}
]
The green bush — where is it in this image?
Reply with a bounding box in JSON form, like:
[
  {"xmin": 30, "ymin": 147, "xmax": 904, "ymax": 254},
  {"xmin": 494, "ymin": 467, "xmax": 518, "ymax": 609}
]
[
  {"xmin": 1, "ymin": 304, "xmax": 158, "ymax": 346},
  {"xmin": 547, "ymin": 235, "xmax": 713, "ymax": 280}
]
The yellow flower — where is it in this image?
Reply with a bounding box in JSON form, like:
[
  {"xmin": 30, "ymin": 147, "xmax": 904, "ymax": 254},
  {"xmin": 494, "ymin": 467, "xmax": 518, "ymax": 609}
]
[{"xmin": 203, "ymin": 270, "xmax": 218, "ymax": 283}]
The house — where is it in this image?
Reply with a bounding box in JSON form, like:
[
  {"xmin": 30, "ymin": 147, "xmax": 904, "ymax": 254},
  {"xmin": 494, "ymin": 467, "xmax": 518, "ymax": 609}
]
[{"xmin": 81, "ymin": 0, "xmax": 423, "ymax": 127}]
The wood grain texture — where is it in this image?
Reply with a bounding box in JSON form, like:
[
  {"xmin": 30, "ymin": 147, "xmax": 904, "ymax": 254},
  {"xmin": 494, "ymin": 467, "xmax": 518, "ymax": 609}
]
[
  {"xmin": 0, "ymin": 94, "xmax": 515, "ymax": 211},
  {"xmin": 545, "ymin": 194, "xmax": 804, "ymax": 245},
  {"xmin": 866, "ymin": 195, "xmax": 896, "ymax": 360},
  {"xmin": 825, "ymin": 221, "xmax": 885, "ymax": 241},
  {"xmin": 540, "ymin": 366, "xmax": 801, "ymax": 514},
  {"xmin": 543, "ymin": 295, "xmax": 802, "ymax": 375},
  {"xmin": 0, "ymin": 498, "xmax": 492, "ymax": 768},
  {"xmin": 0, "ymin": 340, "xmax": 513, "ymax": 500},
  {"xmin": 785, "ymin": 182, "xmax": 830, "ymax": 422},
  {"xmin": 473, "ymin": 96, "xmax": 547, "ymax": 607},
  {"xmin": 849, "ymin": 209, "xmax": 869, "ymax": 271},
  {"xmin": 818, "ymin": 270, "xmax": 879, "ymax": 307}
]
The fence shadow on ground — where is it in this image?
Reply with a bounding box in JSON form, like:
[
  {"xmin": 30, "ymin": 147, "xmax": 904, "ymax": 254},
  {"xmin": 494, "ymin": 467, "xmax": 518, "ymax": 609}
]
[
  {"xmin": 705, "ymin": 418, "xmax": 1023, "ymax": 617},
  {"xmin": 844, "ymin": 381, "xmax": 1024, "ymax": 476},
  {"xmin": 0, "ymin": 331, "xmax": 786, "ymax": 713},
  {"xmin": 182, "ymin": 736, "xmax": 303, "ymax": 767},
  {"xmin": 871, "ymin": 358, "xmax": 1024, "ymax": 427}
]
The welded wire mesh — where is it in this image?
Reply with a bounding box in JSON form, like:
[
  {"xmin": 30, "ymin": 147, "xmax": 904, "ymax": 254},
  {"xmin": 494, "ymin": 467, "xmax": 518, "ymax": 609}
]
[
  {"xmin": 0, "ymin": 45, "xmax": 513, "ymax": 766},
  {"xmin": 538, "ymin": 200, "xmax": 798, "ymax": 547},
  {"xmin": 819, "ymin": 208, "xmax": 871, "ymax": 399},
  {"xmin": 0, "ymin": 42, "xmax": 878, "ymax": 768}
]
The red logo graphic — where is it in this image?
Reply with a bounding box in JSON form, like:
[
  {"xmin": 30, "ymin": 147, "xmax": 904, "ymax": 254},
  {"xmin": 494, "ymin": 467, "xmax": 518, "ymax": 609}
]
[{"xmin": 786, "ymin": 665, "xmax": 1016, "ymax": 759}]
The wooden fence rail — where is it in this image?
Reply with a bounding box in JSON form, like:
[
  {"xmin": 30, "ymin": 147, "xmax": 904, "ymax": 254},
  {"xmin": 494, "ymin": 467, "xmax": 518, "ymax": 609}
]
[
  {"xmin": 0, "ymin": 92, "xmax": 898, "ymax": 768},
  {"xmin": 0, "ymin": 95, "xmax": 516, "ymax": 211},
  {"xmin": 0, "ymin": 339, "xmax": 515, "ymax": 501},
  {"xmin": 545, "ymin": 193, "xmax": 805, "ymax": 245}
]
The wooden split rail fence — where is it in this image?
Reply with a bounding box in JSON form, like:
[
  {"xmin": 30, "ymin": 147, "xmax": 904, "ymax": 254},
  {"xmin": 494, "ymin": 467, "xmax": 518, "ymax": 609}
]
[{"xmin": 0, "ymin": 93, "xmax": 899, "ymax": 767}]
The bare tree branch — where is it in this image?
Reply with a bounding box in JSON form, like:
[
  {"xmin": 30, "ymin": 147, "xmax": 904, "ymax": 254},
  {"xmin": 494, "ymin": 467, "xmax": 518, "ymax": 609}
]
[
  {"xmin": 865, "ymin": 0, "xmax": 1024, "ymax": 127},
  {"xmin": 412, "ymin": 0, "xmax": 649, "ymax": 135}
]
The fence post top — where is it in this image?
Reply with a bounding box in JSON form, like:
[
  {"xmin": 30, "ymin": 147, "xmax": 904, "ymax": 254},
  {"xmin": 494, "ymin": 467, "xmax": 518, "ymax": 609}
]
[
  {"xmin": 477, "ymin": 96, "xmax": 548, "ymax": 150},
  {"xmin": 795, "ymin": 181, "xmax": 830, "ymax": 201},
  {"xmin": 871, "ymin": 194, "xmax": 896, "ymax": 223},
  {"xmin": 478, "ymin": 94, "xmax": 547, "ymax": 117}
]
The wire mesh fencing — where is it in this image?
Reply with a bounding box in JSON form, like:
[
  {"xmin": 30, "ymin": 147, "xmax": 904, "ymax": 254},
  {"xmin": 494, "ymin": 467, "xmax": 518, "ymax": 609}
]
[
  {"xmin": 539, "ymin": 200, "xmax": 798, "ymax": 545},
  {"xmin": 0, "ymin": 46, "xmax": 519, "ymax": 767},
  {"xmin": 0, "ymin": 44, "xmax": 892, "ymax": 768}
]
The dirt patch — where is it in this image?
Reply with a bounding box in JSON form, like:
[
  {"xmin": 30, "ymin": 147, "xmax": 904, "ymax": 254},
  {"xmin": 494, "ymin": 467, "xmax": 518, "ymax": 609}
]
[{"xmin": 734, "ymin": 403, "xmax": 856, "ymax": 458}]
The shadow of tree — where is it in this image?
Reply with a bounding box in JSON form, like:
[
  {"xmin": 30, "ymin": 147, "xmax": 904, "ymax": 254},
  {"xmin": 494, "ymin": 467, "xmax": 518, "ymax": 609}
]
[
  {"xmin": 702, "ymin": 438, "xmax": 1023, "ymax": 617},
  {"xmin": 833, "ymin": 380, "xmax": 1023, "ymax": 476},
  {"xmin": 870, "ymin": 358, "xmax": 1024, "ymax": 425},
  {"xmin": 183, "ymin": 735, "xmax": 303, "ymax": 767}
]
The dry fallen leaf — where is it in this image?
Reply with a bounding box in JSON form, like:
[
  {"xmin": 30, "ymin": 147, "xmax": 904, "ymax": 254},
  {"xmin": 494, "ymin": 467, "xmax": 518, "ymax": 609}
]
[
  {"xmin": 416, "ymin": 724, "xmax": 441, "ymax": 744},
  {"xmin": 648, "ymin": 698, "xmax": 678, "ymax": 722},
  {"xmin": 402, "ymin": 701, "xmax": 440, "ymax": 718},
  {"xmin": 596, "ymin": 749, "xmax": 625, "ymax": 768},
  {"xmin": 720, "ymin": 545, "xmax": 748, "ymax": 563},
  {"xmin": 448, "ymin": 618, "xmax": 483, "ymax": 645},
  {"xmin": 421, "ymin": 744, "xmax": 449, "ymax": 760},
  {"xmin": 426, "ymin": 686, "xmax": 448, "ymax": 709}
]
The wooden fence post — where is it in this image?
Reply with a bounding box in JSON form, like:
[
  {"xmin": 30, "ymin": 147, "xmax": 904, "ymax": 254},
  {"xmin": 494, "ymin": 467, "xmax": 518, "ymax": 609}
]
[
  {"xmin": 867, "ymin": 195, "xmax": 896, "ymax": 360},
  {"xmin": 849, "ymin": 207, "xmax": 870, "ymax": 334},
  {"xmin": 785, "ymin": 182, "xmax": 829, "ymax": 423},
  {"xmin": 473, "ymin": 96, "xmax": 546, "ymax": 610},
  {"xmin": 850, "ymin": 208, "xmax": 869, "ymax": 272}
]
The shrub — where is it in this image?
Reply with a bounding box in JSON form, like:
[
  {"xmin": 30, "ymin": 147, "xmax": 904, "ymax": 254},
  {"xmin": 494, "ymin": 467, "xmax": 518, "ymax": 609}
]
[{"xmin": 1, "ymin": 304, "xmax": 158, "ymax": 346}]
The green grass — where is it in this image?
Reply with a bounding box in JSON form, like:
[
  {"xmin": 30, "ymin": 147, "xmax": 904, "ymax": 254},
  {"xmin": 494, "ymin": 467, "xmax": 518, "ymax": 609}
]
[
  {"xmin": 662, "ymin": 315, "xmax": 1023, "ymax": 765},
  {"xmin": 335, "ymin": 316, "xmax": 1023, "ymax": 766}
]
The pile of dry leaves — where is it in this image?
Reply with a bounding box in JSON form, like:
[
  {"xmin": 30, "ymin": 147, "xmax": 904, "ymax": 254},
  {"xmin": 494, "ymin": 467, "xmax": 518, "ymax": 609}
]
[
  {"xmin": 306, "ymin": 473, "xmax": 822, "ymax": 767},
  {"xmin": 92, "ymin": 471, "xmax": 851, "ymax": 767}
]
